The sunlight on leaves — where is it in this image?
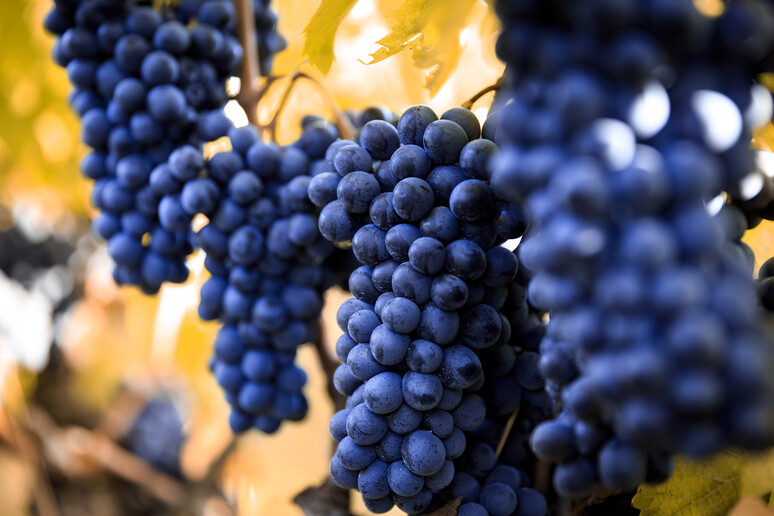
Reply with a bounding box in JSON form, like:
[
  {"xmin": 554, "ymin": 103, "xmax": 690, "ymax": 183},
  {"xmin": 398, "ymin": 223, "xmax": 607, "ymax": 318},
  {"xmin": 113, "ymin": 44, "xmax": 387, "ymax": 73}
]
[
  {"xmin": 693, "ymin": 0, "xmax": 726, "ymax": 18},
  {"xmin": 302, "ymin": 0, "xmax": 359, "ymax": 74},
  {"xmin": 760, "ymin": 74, "xmax": 774, "ymax": 94},
  {"xmin": 33, "ymin": 110, "xmax": 75, "ymax": 164},
  {"xmin": 0, "ymin": 0, "xmax": 88, "ymax": 215},
  {"xmin": 366, "ymin": 0, "xmax": 478, "ymax": 95}
]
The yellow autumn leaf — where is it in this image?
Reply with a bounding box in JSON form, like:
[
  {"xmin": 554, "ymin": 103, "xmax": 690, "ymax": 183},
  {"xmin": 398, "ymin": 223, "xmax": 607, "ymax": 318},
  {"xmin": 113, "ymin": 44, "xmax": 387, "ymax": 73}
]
[
  {"xmin": 368, "ymin": 0, "xmax": 436, "ymax": 63},
  {"xmin": 0, "ymin": 0, "xmax": 90, "ymax": 215},
  {"xmin": 632, "ymin": 453, "xmax": 746, "ymax": 516},
  {"xmin": 759, "ymin": 73, "xmax": 774, "ymax": 94},
  {"xmin": 366, "ymin": 0, "xmax": 478, "ymax": 95},
  {"xmin": 302, "ymin": 0, "xmax": 359, "ymax": 74}
]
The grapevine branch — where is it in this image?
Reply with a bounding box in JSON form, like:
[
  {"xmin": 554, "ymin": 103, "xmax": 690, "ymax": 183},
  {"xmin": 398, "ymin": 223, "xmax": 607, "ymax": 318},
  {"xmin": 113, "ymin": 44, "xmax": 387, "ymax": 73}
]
[
  {"xmin": 235, "ymin": 0, "xmax": 262, "ymax": 126},
  {"xmin": 234, "ymin": 0, "xmax": 355, "ymax": 145},
  {"xmin": 0, "ymin": 401, "xmax": 60, "ymax": 516},
  {"xmin": 24, "ymin": 405, "xmax": 187, "ymax": 505},
  {"xmin": 94, "ymin": 389, "xmax": 147, "ymax": 440},
  {"xmin": 0, "ymin": 386, "xmax": 237, "ymax": 513},
  {"xmin": 172, "ymin": 436, "xmax": 238, "ymax": 516}
]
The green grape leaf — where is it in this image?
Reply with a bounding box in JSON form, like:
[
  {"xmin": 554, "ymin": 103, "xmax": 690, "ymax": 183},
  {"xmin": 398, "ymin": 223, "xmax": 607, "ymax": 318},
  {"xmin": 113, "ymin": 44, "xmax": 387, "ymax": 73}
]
[
  {"xmin": 366, "ymin": 0, "xmax": 477, "ymax": 95},
  {"xmin": 758, "ymin": 73, "xmax": 774, "ymax": 93},
  {"xmin": 302, "ymin": 0, "xmax": 359, "ymax": 74},
  {"xmin": 632, "ymin": 453, "xmax": 746, "ymax": 516}
]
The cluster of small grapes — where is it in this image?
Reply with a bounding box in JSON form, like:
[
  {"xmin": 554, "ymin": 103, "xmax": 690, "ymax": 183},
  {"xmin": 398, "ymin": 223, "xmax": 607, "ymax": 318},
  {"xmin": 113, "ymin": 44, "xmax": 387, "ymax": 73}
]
[
  {"xmin": 449, "ymin": 460, "xmax": 546, "ymax": 516},
  {"xmin": 723, "ymin": 157, "xmax": 774, "ymax": 238},
  {"xmin": 195, "ymin": 119, "xmax": 360, "ymax": 434},
  {"xmin": 122, "ymin": 397, "xmax": 185, "ymax": 477},
  {"xmin": 713, "ymin": 132, "xmax": 774, "ymax": 314},
  {"xmin": 45, "ymin": 0, "xmax": 240, "ymax": 293},
  {"xmin": 253, "ymin": 0, "xmax": 286, "ymax": 75},
  {"xmin": 168, "ymin": 0, "xmax": 285, "ymax": 75},
  {"xmin": 438, "ymin": 272, "xmax": 551, "ymax": 516},
  {"xmin": 653, "ymin": 0, "xmax": 774, "ymax": 280},
  {"xmin": 314, "ymin": 104, "xmax": 547, "ymax": 514},
  {"xmin": 491, "ymin": 0, "xmax": 774, "ymax": 498}
]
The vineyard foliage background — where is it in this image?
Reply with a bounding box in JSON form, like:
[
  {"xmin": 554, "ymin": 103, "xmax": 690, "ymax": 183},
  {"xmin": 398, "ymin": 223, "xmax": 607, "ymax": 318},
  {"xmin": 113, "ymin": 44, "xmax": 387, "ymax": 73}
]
[{"xmin": 0, "ymin": 0, "xmax": 773, "ymax": 515}]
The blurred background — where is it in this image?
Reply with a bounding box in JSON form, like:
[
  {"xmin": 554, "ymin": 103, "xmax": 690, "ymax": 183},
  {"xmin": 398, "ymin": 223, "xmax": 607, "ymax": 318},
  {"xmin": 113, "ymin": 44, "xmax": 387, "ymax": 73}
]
[{"xmin": 0, "ymin": 1, "xmax": 506, "ymax": 514}]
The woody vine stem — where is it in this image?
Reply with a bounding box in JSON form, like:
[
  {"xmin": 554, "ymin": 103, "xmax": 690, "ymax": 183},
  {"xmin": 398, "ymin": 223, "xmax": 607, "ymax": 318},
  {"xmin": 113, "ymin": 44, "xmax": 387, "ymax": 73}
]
[{"xmin": 234, "ymin": 0, "xmax": 355, "ymax": 142}]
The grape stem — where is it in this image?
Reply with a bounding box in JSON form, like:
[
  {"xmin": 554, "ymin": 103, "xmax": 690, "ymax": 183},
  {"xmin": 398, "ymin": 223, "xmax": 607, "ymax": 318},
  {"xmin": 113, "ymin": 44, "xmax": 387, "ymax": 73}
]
[
  {"xmin": 237, "ymin": 67, "xmax": 356, "ymax": 143},
  {"xmin": 235, "ymin": 0, "xmax": 263, "ymax": 126},
  {"xmin": 233, "ymin": 1, "xmax": 355, "ymax": 141},
  {"xmin": 461, "ymin": 78, "xmax": 503, "ymax": 110},
  {"xmin": 5, "ymin": 404, "xmax": 186, "ymax": 505},
  {"xmin": 494, "ymin": 406, "xmax": 519, "ymax": 460},
  {"xmin": 263, "ymin": 70, "xmax": 357, "ymax": 143}
]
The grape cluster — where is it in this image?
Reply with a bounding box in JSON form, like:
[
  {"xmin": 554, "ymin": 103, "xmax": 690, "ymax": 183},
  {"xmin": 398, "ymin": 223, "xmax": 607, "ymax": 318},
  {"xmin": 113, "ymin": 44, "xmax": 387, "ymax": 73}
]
[
  {"xmin": 435, "ymin": 269, "xmax": 550, "ymax": 516},
  {"xmin": 123, "ymin": 397, "xmax": 184, "ymax": 477},
  {"xmin": 491, "ymin": 0, "xmax": 774, "ymax": 498},
  {"xmin": 316, "ymin": 105, "xmax": 543, "ymax": 514},
  {"xmin": 178, "ymin": 0, "xmax": 285, "ymax": 74},
  {"xmin": 45, "ymin": 0, "xmax": 240, "ymax": 293},
  {"xmin": 197, "ymin": 120, "xmax": 359, "ymax": 434},
  {"xmin": 451, "ymin": 461, "xmax": 546, "ymax": 516},
  {"xmin": 718, "ymin": 146, "xmax": 774, "ymax": 307}
]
